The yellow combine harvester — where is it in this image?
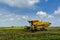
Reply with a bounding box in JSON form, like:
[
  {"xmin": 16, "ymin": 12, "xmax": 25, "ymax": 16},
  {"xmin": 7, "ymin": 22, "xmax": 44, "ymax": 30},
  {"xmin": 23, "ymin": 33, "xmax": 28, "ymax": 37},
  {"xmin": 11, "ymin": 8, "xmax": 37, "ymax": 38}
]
[{"xmin": 24, "ymin": 20, "xmax": 51, "ymax": 32}]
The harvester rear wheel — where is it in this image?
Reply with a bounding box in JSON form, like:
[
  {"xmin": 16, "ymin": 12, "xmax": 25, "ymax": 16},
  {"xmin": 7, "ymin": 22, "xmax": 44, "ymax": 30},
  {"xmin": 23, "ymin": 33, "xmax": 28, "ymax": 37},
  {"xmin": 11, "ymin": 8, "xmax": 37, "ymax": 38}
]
[{"xmin": 40, "ymin": 28, "xmax": 47, "ymax": 31}]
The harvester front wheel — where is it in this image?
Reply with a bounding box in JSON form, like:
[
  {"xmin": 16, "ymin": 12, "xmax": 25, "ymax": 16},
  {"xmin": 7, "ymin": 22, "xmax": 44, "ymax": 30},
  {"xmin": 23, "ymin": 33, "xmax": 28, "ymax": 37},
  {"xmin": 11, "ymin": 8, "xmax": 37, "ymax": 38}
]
[
  {"xmin": 24, "ymin": 26, "xmax": 31, "ymax": 32},
  {"xmin": 44, "ymin": 29, "xmax": 47, "ymax": 31}
]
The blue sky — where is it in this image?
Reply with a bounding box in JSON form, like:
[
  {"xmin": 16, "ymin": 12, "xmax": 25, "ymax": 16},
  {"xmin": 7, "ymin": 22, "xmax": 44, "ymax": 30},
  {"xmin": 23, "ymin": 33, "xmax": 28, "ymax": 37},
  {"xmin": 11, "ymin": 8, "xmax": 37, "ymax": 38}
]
[{"xmin": 0, "ymin": 0, "xmax": 60, "ymax": 26}]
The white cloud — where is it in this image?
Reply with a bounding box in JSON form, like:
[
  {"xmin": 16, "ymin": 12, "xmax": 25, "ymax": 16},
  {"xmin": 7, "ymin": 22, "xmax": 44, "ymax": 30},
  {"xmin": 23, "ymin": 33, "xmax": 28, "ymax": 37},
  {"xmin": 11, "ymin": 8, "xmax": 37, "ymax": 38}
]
[
  {"xmin": 22, "ymin": 16, "xmax": 28, "ymax": 19},
  {"xmin": 36, "ymin": 11, "xmax": 54, "ymax": 18},
  {"xmin": 0, "ymin": 0, "xmax": 39, "ymax": 8},
  {"xmin": 28, "ymin": 0, "xmax": 39, "ymax": 5},
  {"xmin": 45, "ymin": 0, "xmax": 48, "ymax": 2},
  {"xmin": 36, "ymin": 11, "xmax": 47, "ymax": 17},
  {"xmin": 9, "ymin": 18, "xmax": 14, "ymax": 21},
  {"xmin": 54, "ymin": 7, "xmax": 60, "ymax": 14},
  {"xmin": 0, "ymin": 14, "xmax": 2, "ymax": 16},
  {"xmin": 48, "ymin": 15, "xmax": 54, "ymax": 18}
]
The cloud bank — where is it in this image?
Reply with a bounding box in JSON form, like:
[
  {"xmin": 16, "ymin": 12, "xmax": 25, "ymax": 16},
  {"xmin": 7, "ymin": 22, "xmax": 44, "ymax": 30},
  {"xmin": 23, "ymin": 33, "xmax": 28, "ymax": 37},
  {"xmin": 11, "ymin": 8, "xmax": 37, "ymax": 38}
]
[{"xmin": 0, "ymin": 0, "xmax": 39, "ymax": 8}]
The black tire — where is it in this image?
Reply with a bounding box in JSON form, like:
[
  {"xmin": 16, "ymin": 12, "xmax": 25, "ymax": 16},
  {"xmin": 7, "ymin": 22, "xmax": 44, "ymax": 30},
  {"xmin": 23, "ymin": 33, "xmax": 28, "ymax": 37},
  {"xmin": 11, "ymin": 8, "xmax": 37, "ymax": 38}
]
[
  {"xmin": 44, "ymin": 29, "xmax": 47, "ymax": 31},
  {"xmin": 24, "ymin": 26, "xmax": 31, "ymax": 32},
  {"xmin": 40, "ymin": 28, "xmax": 47, "ymax": 31},
  {"xmin": 31, "ymin": 30, "xmax": 35, "ymax": 32}
]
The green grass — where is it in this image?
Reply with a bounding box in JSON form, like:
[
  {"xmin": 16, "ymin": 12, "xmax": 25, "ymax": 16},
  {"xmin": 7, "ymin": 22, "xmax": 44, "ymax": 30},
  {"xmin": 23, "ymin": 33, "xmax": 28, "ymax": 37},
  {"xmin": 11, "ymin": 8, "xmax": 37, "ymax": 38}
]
[{"xmin": 0, "ymin": 27, "xmax": 60, "ymax": 40}]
